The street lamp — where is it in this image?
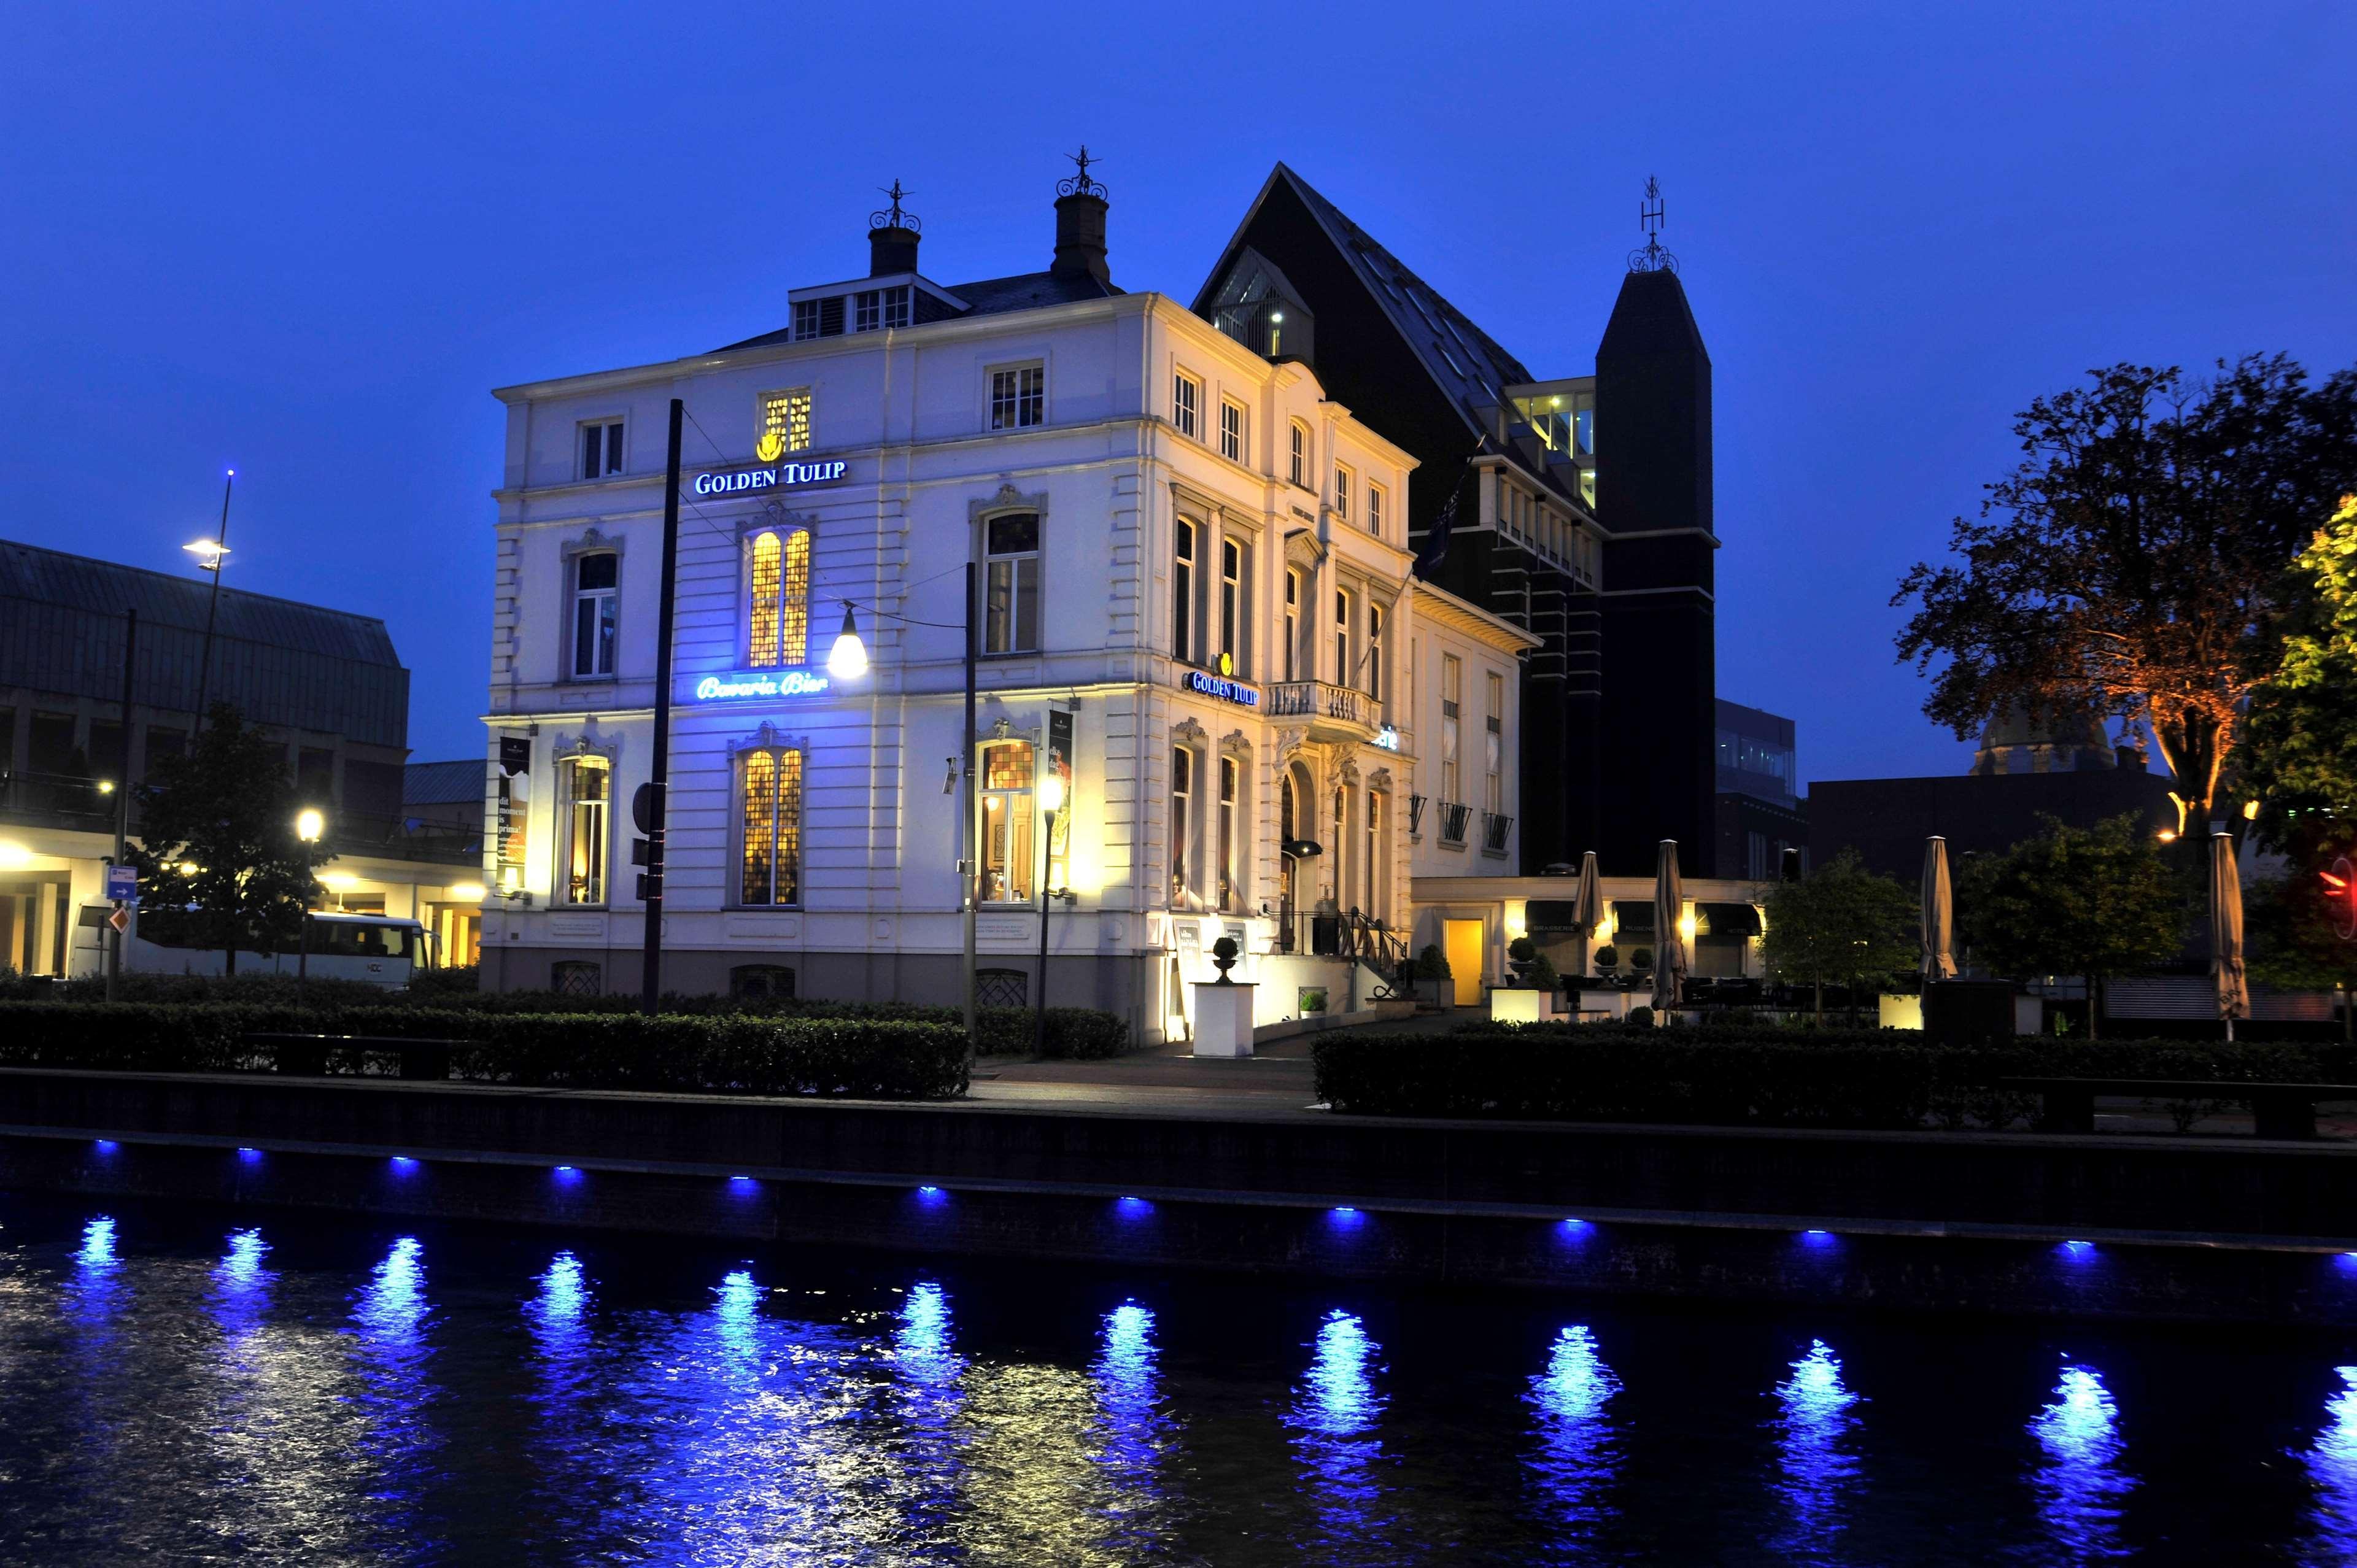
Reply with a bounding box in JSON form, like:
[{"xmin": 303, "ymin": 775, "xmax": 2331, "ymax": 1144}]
[
  {"xmin": 295, "ymin": 807, "xmax": 322, "ymax": 1002},
  {"xmin": 1034, "ymin": 767, "xmax": 1067, "ymax": 1057},
  {"xmin": 827, "ymin": 604, "xmax": 869, "ymax": 681},
  {"xmin": 187, "ymin": 468, "xmax": 236, "ymax": 736}
]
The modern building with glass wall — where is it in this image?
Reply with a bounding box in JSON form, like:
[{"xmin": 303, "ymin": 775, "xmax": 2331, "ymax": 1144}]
[
  {"xmin": 480, "ymin": 176, "xmax": 1523, "ymax": 1041},
  {"xmin": 0, "ymin": 538, "xmax": 479, "ymax": 975}
]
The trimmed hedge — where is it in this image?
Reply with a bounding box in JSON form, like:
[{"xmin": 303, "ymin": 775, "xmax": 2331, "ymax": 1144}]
[
  {"xmin": 1313, "ymin": 1022, "xmax": 2357, "ymax": 1129},
  {"xmin": 0, "ymin": 1003, "xmax": 969, "ymax": 1099},
  {"xmin": 0, "ymin": 975, "xmax": 1133, "ymax": 1061}
]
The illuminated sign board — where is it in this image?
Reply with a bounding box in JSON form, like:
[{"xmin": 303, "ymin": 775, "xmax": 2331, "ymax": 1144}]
[
  {"xmin": 1372, "ymin": 724, "xmax": 1401, "ymax": 751},
  {"xmin": 691, "ymin": 458, "xmax": 848, "ymax": 499},
  {"xmin": 694, "ymin": 671, "xmax": 830, "ymax": 701},
  {"xmin": 1182, "ymin": 670, "xmax": 1258, "ymax": 708}
]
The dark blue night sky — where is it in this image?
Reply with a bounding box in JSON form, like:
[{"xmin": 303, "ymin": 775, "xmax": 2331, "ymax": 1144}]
[{"xmin": 4, "ymin": 3, "xmax": 2350, "ymax": 783}]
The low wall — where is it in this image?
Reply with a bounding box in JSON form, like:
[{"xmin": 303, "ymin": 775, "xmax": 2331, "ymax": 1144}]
[{"xmin": 8, "ymin": 1066, "xmax": 2357, "ymax": 1324}]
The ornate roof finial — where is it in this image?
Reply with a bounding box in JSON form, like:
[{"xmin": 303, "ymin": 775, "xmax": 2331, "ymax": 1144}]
[
  {"xmin": 1059, "ymin": 145, "xmax": 1109, "ymax": 201},
  {"xmin": 1628, "ymin": 175, "xmax": 1678, "ymax": 274},
  {"xmin": 870, "ymin": 179, "xmax": 919, "ymax": 232}
]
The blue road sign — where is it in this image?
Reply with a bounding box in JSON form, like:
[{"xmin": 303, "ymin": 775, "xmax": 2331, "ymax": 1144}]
[{"xmin": 104, "ymin": 864, "xmax": 137, "ymax": 902}]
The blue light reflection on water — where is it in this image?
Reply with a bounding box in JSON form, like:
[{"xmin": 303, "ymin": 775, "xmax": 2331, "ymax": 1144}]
[
  {"xmin": 893, "ymin": 1280, "xmax": 971, "ymax": 1541},
  {"xmin": 1091, "ymin": 1300, "xmax": 1171, "ymax": 1550},
  {"xmin": 208, "ymin": 1228, "xmax": 271, "ymax": 1337},
  {"xmin": 351, "ymin": 1237, "xmax": 439, "ymax": 1550},
  {"xmin": 2030, "ymin": 1361, "xmax": 2134, "ymax": 1561},
  {"xmin": 65, "ymin": 1216, "xmax": 123, "ymax": 1325},
  {"xmin": 2301, "ymin": 1367, "xmax": 2357, "ymax": 1563},
  {"xmin": 1769, "ymin": 1338, "xmax": 1864, "ymax": 1562},
  {"xmin": 1287, "ymin": 1309, "xmax": 1393, "ymax": 1558},
  {"xmin": 1525, "ymin": 1325, "xmax": 1622, "ymax": 1556}
]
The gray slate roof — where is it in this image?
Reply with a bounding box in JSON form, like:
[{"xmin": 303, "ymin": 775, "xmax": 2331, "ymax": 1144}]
[
  {"xmin": 404, "ymin": 758, "xmax": 484, "ymax": 806},
  {"xmin": 0, "ymin": 538, "xmax": 409, "ymax": 749},
  {"xmin": 718, "ymin": 269, "xmax": 1121, "ymax": 353}
]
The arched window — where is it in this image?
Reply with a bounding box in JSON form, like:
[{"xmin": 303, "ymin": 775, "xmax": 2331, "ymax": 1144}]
[
  {"xmin": 747, "ymin": 529, "xmax": 811, "ymax": 668},
  {"xmin": 738, "ymin": 746, "xmax": 803, "ymax": 906},
  {"xmin": 979, "ymin": 741, "xmax": 1036, "ymax": 905}
]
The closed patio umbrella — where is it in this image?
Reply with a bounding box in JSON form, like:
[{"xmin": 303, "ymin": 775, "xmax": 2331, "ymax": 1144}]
[
  {"xmin": 1921, "ymin": 836, "xmax": 1957, "ymax": 983},
  {"xmin": 2211, "ymin": 830, "xmax": 2248, "ymax": 1041},
  {"xmin": 1573, "ymin": 851, "xmax": 1603, "ymax": 979},
  {"xmin": 1652, "ymin": 840, "xmax": 1685, "ymax": 1015}
]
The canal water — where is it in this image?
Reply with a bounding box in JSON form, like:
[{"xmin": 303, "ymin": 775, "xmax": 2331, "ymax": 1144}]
[{"xmin": 2, "ymin": 1191, "xmax": 2351, "ymax": 1566}]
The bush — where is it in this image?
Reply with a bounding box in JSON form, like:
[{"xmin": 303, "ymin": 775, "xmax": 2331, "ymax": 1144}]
[
  {"xmin": 407, "ymin": 965, "xmax": 480, "ymax": 998},
  {"xmin": 0, "ymin": 1002, "xmax": 970, "ymax": 1099},
  {"xmin": 1416, "ymin": 943, "xmax": 1451, "ymax": 981},
  {"xmin": 1625, "ymin": 1005, "xmax": 1655, "ymax": 1027},
  {"xmin": 1310, "ymin": 1022, "xmax": 2357, "ymax": 1128}
]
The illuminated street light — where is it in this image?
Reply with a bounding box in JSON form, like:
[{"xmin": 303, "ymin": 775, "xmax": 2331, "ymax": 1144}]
[
  {"xmin": 826, "ymin": 604, "xmax": 868, "ymax": 681},
  {"xmin": 295, "ymin": 808, "xmax": 323, "ymax": 843},
  {"xmin": 182, "ymin": 539, "xmax": 231, "ymax": 570}
]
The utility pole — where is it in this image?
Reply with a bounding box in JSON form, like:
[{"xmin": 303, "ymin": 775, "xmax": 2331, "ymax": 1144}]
[
  {"xmin": 640, "ymin": 399, "xmax": 684, "ymax": 1015},
  {"xmin": 192, "ymin": 471, "xmax": 234, "ymax": 735},
  {"xmin": 962, "ymin": 560, "xmax": 979, "ymax": 1057},
  {"xmin": 106, "ymin": 609, "xmax": 136, "ymax": 1002}
]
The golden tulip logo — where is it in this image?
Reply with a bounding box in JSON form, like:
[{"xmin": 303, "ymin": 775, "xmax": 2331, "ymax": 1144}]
[{"xmin": 756, "ymin": 431, "xmax": 786, "ymax": 463}]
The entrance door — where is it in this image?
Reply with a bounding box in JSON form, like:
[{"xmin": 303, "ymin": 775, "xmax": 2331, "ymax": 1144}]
[{"xmin": 1444, "ymin": 918, "xmax": 1485, "ymax": 1007}]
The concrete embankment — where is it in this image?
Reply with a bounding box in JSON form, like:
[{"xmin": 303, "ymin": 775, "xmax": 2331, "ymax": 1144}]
[{"xmin": 6, "ymin": 1065, "xmax": 2357, "ymax": 1324}]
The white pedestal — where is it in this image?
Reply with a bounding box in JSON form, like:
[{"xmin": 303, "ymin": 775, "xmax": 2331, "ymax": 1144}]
[
  {"xmin": 1191, "ymin": 981, "xmax": 1256, "ymax": 1057},
  {"xmin": 1491, "ymin": 987, "xmax": 1568, "ymax": 1024}
]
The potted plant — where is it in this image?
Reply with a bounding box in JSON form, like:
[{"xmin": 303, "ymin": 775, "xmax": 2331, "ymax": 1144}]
[
  {"xmin": 1507, "ymin": 935, "xmax": 1539, "ymax": 986},
  {"xmin": 1630, "ymin": 946, "xmax": 1655, "ymax": 979},
  {"xmin": 1415, "ymin": 943, "xmax": 1452, "ymax": 1008},
  {"xmin": 1592, "ymin": 943, "xmax": 1620, "ymax": 979},
  {"xmin": 1210, "ymin": 935, "xmax": 1239, "ymax": 984}
]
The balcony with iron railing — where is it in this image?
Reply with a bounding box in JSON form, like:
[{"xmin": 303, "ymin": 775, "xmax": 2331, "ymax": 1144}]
[
  {"xmin": 1266, "ymin": 679, "xmax": 1381, "ymax": 744},
  {"xmin": 1482, "ymin": 811, "xmax": 1514, "ymax": 856},
  {"xmin": 1436, "ymin": 800, "xmax": 1472, "ymax": 847}
]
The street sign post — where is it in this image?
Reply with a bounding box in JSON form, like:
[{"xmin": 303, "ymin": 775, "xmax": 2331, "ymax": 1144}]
[{"xmin": 104, "ymin": 864, "xmax": 136, "ymax": 902}]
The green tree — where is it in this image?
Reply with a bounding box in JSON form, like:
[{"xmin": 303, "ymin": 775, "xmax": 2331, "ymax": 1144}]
[
  {"xmin": 1759, "ymin": 851, "xmax": 1918, "ymax": 1025},
  {"xmin": 1956, "ymin": 813, "xmax": 2184, "ymax": 1039},
  {"xmin": 129, "ymin": 703, "xmax": 332, "ymax": 972},
  {"xmin": 1895, "ymin": 358, "xmax": 2357, "ymax": 828},
  {"xmin": 2244, "ymin": 494, "xmax": 2357, "ymax": 832}
]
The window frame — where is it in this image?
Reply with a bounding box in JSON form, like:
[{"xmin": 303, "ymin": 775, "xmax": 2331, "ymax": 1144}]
[
  {"xmin": 1334, "ymin": 585, "xmax": 1353, "ymax": 688},
  {"xmin": 989, "ymin": 362, "xmax": 1046, "ymax": 431},
  {"xmin": 579, "ymin": 419, "xmax": 624, "ymax": 481},
  {"xmin": 1170, "ymin": 744, "xmax": 1194, "ymax": 906},
  {"xmin": 744, "ymin": 527, "xmax": 812, "ymax": 669},
  {"xmin": 1174, "ymin": 516, "xmax": 1199, "ymax": 667},
  {"xmin": 757, "ymin": 388, "xmax": 813, "ymax": 457},
  {"xmin": 1333, "ymin": 463, "xmax": 1353, "ymax": 522},
  {"xmin": 735, "ymin": 745, "xmax": 805, "ymax": 908},
  {"xmin": 1217, "ymin": 753, "xmax": 1240, "ymax": 913},
  {"xmin": 1173, "ymin": 369, "xmax": 1201, "ymax": 439},
  {"xmin": 557, "ymin": 755, "xmax": 611, "ymax": 908},
  {"xmin": 569, "ymin": 550, "xmax": 619, "ymax": 681},
  {"xmin": 1283, "ymin": 569, "xmax": 1301, "ymax": 682},
  {"xmin": 1485, "ymin": 670, "xmax": 1506, "ymax": 813},
  {"xmin": 978, "ymin": 740, "xmax": 1039, "ymax": 906},
  {"xmin": 1368, "ymin": 482, "xmax": 1385, "ymax": 539},
  {"xmin": 980, "ymin": 510, "xmax": 1042, "ymax": 656},
  {"xmin": 1219, "ymin": 398, "xmax": 1245, "ymax": 463},
  {"xmin": 1218, "ymin": 536, "xmax": 1242, "ymax": 673},
  {"xmin": 1289, "ymin": 421, "xmax": 1310, "ymax": 489},
  {"xmin": 1366, "ymin": 601, "xmax": 1385, "ymax": 701},
  {"xmin": 1441, "ymin": 653, "xmax": 1463, "ymax": 808}
]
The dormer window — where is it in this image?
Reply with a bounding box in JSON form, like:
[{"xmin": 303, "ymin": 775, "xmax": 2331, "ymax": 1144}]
[
  {"xmin": 853, "ymin": 286, "xmax": 911, "ymax": 333},
  {"xmin": 794, "ymin": 301, "xmax": 821, "ymax": 341}
]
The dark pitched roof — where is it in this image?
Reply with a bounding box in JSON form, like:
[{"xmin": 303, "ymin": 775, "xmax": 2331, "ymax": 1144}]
[
  {"xmin": 404, "ymin": 759, "xmax": 484, "ymax": 806},
  {"xmin": 0, "ymin": 537, "xmax": 409, "ymax": 748},
  {"xmin": 1193, "ymin": 163, "xmax": 1577, "ymax": 504},
  {"xmin": 716, "ymin": 270, "xmax": 1122, "ymax": 353}
]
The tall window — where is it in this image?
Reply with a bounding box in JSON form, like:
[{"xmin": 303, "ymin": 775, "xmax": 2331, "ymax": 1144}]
[
  {"xmin": 1331, "ymin": 786, "xmax": 1350, "ymax": 910},
  {"xmin": 1174, "ymin": 518, "xmax": 1198, "ymax": 665},
  {"xmin": 1290, "ymin": 422, "xmax": 1309, "ymax": 487},
  {"xmin": 1219, "ymin": 539, "xmax": 1242, "ymax": 670},
  {"xmin": 1334, "ymin": 465, "xmax": 1352, "ymax": 522},
  {"xmin": 1173, "ymin": 371, "xmax": 1200, "ymax": 439},
  {"xmin": 1485, "ymin": 671, "xmax": 1505, "ymax": 813},
  {"xmin": 991, "ymin": 365, "xmax": 1044, "ymax": 430},
  {"xmin": 1170, "ymin": 746, "xmax": 1193, "ymax": 905},
  {"xmin": 1368, "ymin": 484, "xmax": 1385, "ymax": 539},
  {"xmin": 739, "ymin": 747, "xmax": 803, "ymax": 906},
  {"xmin": 983, "ymin": 513, "xmax": 1040, "ymax": 654},
  {"xmin": 1367, "ymin": 790, "xmax": 1388, "ymax": 919},
  {"xmin": 1334, "ymin": 587, "xmax": 1352, "ymax": 687},
  {"xmin": 759, "ymin": 390, "xmax": 811, "ymax": 457},
  {"xmin": 792, "ymin": 300, "xmax": 821, "ymax": 341},
  {"xmin": 1441, "ymin": 654, "xmax": 1462, "ymax": 804},
  {"xmin": 1365, "ymin": 602, "xmax": 1384, "ymax": 700},
  {"xmin": 746, "ymin": 529, "xmax": 811, "ymax": 667},
  {"xmin": 571, "ymin": 553, "xmax": 617, "ymax": 678},
  {"xmin": 980, "ymin": 743, "xmax": 1036, "ymax": 904},
  {"xmin": 559, "ymin": 757, "xmax": 610, "ymax": 906},
  {"xmin": 579, "ymin": 420, "xmax": 623, "ymax": 479},
  {"xmin": 1218, "ymin": 755, "xmax": 1239, "ymax": 912},
  {"xmin": 1283, "ymin": 570, "xmax": 1301, "ymax": 681},
  {"xmin": 1220, "ymin": 399, "xmax": 1244, "ymax": 463}
]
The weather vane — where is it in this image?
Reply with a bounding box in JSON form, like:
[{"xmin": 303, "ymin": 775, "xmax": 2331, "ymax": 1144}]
[
  {"xmin": 1059, "ymin": 145, "xmax": 1108, "ymax": 201},
  {"xmin": 1629, "ymin": 175, "xmax": 1678, "ymax": 274},
  {"xmin": 870, "ymin": 179, "xmax": 919, "ymax": 232}
]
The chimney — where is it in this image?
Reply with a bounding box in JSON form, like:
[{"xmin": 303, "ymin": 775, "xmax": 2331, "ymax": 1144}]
[
  {"xmin": 868, "ymin": 179, "xmax": 919, "ymax": 276},
  {"xmin": 1051, "ymin": 151, "xmax": 1111, "ymax": 285}
]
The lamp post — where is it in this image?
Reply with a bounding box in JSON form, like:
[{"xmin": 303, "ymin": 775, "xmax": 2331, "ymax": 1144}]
[
  {"xmin": 295, "ymin": 808, "xmax": 322, "ymax": 1003},
  {"xmin": 1034, "ymin": 768, "xmax": 1066, "ymax": 1057},
  {"xmin": 185, "ymin": 469, "xmax": 235, "ymax": 736}
]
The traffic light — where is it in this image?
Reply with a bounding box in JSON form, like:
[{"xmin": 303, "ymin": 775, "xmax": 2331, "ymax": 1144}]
[{"xmin": 2326, "ymin": 856, "xmax": 2356, "ymax": 943}]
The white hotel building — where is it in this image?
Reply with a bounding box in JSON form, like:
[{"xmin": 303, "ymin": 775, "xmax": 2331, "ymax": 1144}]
[{"xmin": 479, "ymin": 178, "xmax": 1538, "ymax": 1041}]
